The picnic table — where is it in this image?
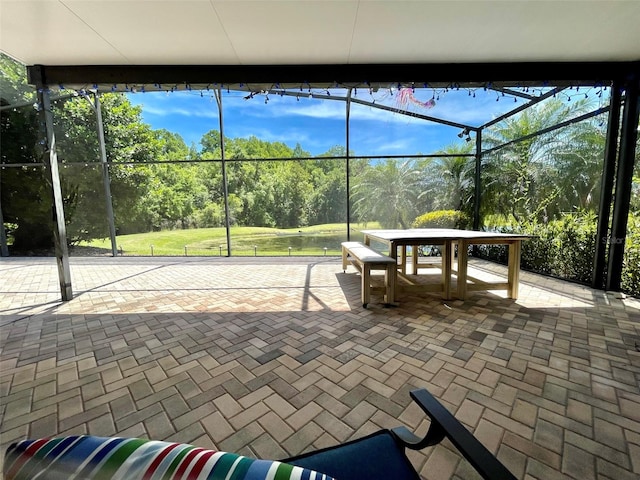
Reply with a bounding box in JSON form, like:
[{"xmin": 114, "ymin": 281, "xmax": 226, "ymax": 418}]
[{"xmin": 361, "ymin": 228, "xmax": 532, "ymax": 300}]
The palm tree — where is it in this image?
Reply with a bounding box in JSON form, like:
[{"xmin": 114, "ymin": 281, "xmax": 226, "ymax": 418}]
[
  {"xmin": 481, "ymin": 97, "xmax": 595, "ymax": 224},
  {"xmin": 423, "ymin": 143, "xmax": 475, "ymax": 213},
  {"xmin": 552, "ymin": 120, "xmax": 607, "ymax": 212},
  {"xmin": 351, "ymin": 159, "xmax": 422, "ymax": 228}
]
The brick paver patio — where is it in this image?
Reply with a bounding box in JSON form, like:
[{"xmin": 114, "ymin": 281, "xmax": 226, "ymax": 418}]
[{"xmin": 1, "ymin": 255, "xmax": 639, "ymax": 479}]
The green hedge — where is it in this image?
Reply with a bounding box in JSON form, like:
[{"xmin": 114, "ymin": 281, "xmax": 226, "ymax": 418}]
[
  {"xmin": 413, "ymin": 210, "xmax": 469, "ymax": 229},
  {"xmin": 622, "ymin": 214, "xmax": 640, "ymax": 296},
  {"xmin": 476, "ymin": 211, "xmax": 639, "ymax": 298}
]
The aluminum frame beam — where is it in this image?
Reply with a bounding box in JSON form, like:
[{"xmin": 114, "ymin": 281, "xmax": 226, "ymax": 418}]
[
  {"xmin": 607, "ymin": 78, "xmax": 640, "ymax": 292},
  {"xmin": 593, "ymin": 84, "xmax": 622, "ymax": 289},
  {"xmin": 27, "ymin": 62, "xmax": 640, "ymax": 93}
]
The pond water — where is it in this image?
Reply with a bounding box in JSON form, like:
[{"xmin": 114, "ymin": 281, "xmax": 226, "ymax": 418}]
[{"xmin": 231, "ymin": 232, "xmax": 349, "ymax": 255}]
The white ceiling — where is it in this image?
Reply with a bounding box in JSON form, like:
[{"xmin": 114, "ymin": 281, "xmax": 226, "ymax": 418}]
[{"xmin": 2, "ymin": 0, "xmax": 640, "ymax": 67}]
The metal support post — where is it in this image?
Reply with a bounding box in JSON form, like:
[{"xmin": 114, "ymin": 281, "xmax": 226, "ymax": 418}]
[
  {"xmin": 346, "ymin": 88, "xmax": 352, "ymax": 241},
  {"xmin": 473, "ymin": 128, "xmax": 482, "ymax": 231},
  {"xmin": 606, "ymin": 77, "xmax": 640, "ymax": 292},
  {"xmin": 592, "ymin": 83, "xmax": 622, "ymax": 289},
  {"xmin": 215, "ymin": 89, "xmax": 232, "ymax": 256},
  {"xmin": 93, "ymin": 93, "xmax": 118, "ymax": 256},
  {"xmin": 34, "ymin": 76, "xmax": 73, "ymax": 300}
]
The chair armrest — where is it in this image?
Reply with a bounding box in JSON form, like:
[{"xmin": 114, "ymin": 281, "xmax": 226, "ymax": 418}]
[{"xmin": 391, "ymin": 388, "xmax": 517, "ymax": 480}]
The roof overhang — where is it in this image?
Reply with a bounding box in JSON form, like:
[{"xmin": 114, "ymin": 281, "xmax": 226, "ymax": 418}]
[
  {"xmin": 27, "ymin": 61, "xmax": 640, "ymax": 93},
  {"xmin": 2, "ymin": 1, "xmax": 639, "ymax": 92}
]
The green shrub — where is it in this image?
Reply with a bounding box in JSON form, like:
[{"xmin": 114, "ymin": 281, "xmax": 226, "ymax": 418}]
[
  {"xmin": 477, "ymin": 210, "xmax": 640, "ymax": 298},
  {"xmin": 622, "ymin": 213, "xmax": 640, "ymax": 296},
  {"xmin": 519, "ymin": 224, "xmax": 557, "ymax": 275},
  {"xmin": 513, "ymin": 212, "xmax": 597, "ymax": 284},
  {"xmin": 554, "ymin": 213, "xmax": 598, "ymax": 283},
  {"xmin": 413, "ymin": 210, "xmax": 469, "ymax": 229}
]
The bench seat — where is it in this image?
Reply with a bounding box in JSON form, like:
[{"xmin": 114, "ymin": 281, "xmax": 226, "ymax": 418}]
[{"xmin": 341, "ymin": 241, "xmax": 397, "ymax": 307}]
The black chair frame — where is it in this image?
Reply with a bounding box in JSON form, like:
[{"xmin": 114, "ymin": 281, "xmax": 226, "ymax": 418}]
[{"xmin": 284, "ymin": 388, "xmax": 517, "ymax": 480}]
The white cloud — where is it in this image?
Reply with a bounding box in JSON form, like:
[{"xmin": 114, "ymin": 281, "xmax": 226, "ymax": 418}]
[
  {"xmin": 124, "ymin": 87, "xmax": 537, "ymax": 155},
  {"xmin": 226, "ymin": 93, "xmax": 347, "ymax": 121},
  {"xmin": 140, "ymin": 104, "xmax": 218, "ymax": 119},
  {"xmin": 128, "ymin": 87, "xmax": 530, "ymax": 128},
  {"xmin": 229, "ymin": 125, "xmax": 312, "ymax": 149},
  {"xmin": 128, "ymin": 91, "xmax": 219, "ymax": 119},
  {"xmin": 128, "ymin": 88, "xmax": 522, "ymax": 132},
  {"xmin": 374, "ymin": 138, "xmax": 414, "ymax": 153}
]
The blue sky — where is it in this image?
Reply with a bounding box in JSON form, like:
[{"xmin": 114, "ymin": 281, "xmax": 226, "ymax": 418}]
[{"xmin": 126, "ymin": 86, "xmax": 538, "ymax": 157}]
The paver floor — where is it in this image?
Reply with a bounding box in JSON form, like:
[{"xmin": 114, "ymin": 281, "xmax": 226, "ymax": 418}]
[{"xmin": 1, "ymin": 255, "xmax": 639, "ymax": 479}]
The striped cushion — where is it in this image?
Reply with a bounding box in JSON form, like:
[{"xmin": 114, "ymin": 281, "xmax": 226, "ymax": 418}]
[{"xmin": 4, "ymin": 436, "xmax": 335, "ymax": 480}]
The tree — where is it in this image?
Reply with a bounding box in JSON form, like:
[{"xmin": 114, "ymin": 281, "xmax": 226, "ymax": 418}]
[
  {"xmin": 351, "ymin": 159, "xmax": 422, "ymax": 228},
  {"xmin": 287, "ymin": 145, "xmax": 346, "ymax": 226},
  {"xmin": 200, "ymin": 129, "xmax": 223, "ymax": 158},
  {"xmin": 420, "ymin": 143, "xmax": 475, "ymax": 215},
  {"xmin": 269, "ymin": 161, "xmax": 312, "ymax": 227},
  {"xmin": 481, "ymin": 97, "xmax": 594, "ymax": 224},
  {"xmin": 551, "ymin": 120, "xmax": 607, "ymax": 212},
  {"xmin": 306, "ymin": 159, "xmax": 347, "ymax": 225},
  {"xmin": 1, "ymin": 54, "xmax": 54, "ymax": 250},
  {"xmin": 0, "ymin": 53, "xmax": 35, "ymax": 105},
  {"xmin": 202, "ymin": 134, "xmax": 316, "ymax": 228},
  {"xmin": 154, "ymin": 129, "xmax": 192, "ymax": 161},
  {"xmin": 2, "ymin": 50, "xmax": 167, "ymax": 249},
  {"xmin": 132, "ymin": 129, "xmax": 206, "ymax": 230},
  {"xmin": 52, "ymin": 93, "xmax": 161, "ymax": 241}
]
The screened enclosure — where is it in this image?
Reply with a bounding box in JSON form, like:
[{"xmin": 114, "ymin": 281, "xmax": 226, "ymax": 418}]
[{"xmin": 1, "ymin": 58, "xmax": 639, "ymax": 298}]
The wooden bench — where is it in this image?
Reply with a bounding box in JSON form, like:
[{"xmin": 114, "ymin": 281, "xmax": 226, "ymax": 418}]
[{"xmin": 341, "ymin": 241, "xmax": 397, "ymax": 307}]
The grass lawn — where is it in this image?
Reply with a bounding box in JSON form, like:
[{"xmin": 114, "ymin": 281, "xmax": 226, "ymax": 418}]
[{"xmin": 81, "ymin": 223, "xmax": 381, "ymax": 256}]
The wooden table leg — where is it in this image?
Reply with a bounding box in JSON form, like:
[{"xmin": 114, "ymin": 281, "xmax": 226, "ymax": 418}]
[
  {"xmin": 441, "ymin": 240, "xmax": 452, "ymax": 300},
  {"xmin": 412, "ymin": 244, "xmax": 418, "ymax": 275},
  {"xmin": 507, "ymin": 240, "xmax": 521, "ymax": 299},
  {"xmin": 456, "ymin": 239, "xmax": 469, "ymax": 300},
  {"xmin": 451, "ymin": 240, "xmax": 457, "ymax": 270}
]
